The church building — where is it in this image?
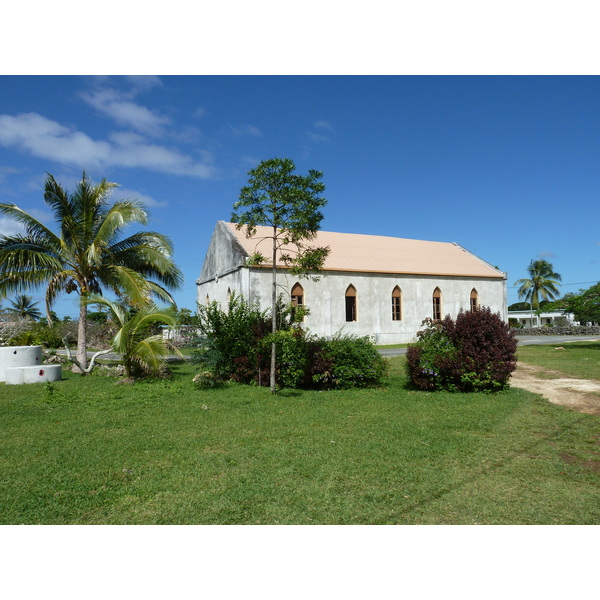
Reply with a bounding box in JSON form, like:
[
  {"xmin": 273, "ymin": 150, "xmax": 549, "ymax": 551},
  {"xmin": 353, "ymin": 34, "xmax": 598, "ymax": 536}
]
[{"xmin": 196, "ymin": 221, "xmax": 508, "ymax": 344}]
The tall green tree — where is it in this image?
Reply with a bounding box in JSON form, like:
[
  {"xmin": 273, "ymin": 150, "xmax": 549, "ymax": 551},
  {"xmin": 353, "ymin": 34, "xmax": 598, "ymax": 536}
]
[
  {"xmin": 515, "ymin": 259, "xmax": 562, "ymax": 310},
  {"xmin": 551, "ymin": 282, "xmax": 600, "ymax": 325},
  {"xmin": 0, "ymin": 173, "xmax": 182, "ymax": 371},
  {"xmin": 231, "ymin": 157, "xmax": 329, "ymax": 393},
  {"xmin": 5, "ymin": 294, "xmax": 42, "ymax": 321}
]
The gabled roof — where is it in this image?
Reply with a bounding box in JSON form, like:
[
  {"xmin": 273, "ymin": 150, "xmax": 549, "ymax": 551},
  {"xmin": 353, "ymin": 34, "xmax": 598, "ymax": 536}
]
[{"xmin": 223, "ymin": 222, "xmax": 504, "ymax": 279}]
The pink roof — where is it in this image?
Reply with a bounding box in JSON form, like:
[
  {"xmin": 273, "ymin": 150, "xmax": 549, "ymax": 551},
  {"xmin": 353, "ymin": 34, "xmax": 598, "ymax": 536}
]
[{"xmin": 225, "ymin": 222, "xmax": 504, "ymax": 279}]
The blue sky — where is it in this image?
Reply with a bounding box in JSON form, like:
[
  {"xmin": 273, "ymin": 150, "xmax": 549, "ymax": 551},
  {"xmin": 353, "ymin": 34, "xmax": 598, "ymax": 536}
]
[{"xmin": 0, "ymin": 75, "xmax": 599, "ymax": 318}]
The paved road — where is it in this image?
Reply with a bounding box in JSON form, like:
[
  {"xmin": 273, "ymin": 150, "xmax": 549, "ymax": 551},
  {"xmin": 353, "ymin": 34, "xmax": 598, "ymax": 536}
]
[
  {"xmin": 378, "ymin": 334, "xmax": 600, "ymax": 357},
  {"xmin": 514, "ymin": 334, "xmax": 600, "ymax": 346}
]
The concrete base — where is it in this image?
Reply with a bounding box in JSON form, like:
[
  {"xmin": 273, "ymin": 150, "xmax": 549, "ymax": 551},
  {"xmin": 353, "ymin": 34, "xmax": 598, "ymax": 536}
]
[
  {"xmin": 5, "ymin": 365, "xmax": 62, "ymax": 385},
  {"xmin": 0, "ymin": 346, "xmax": 43, "ymax": 382}
]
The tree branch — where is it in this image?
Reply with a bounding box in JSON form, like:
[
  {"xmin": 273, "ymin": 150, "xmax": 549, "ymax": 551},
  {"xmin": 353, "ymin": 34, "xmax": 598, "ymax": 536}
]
[{"xmin": 62, "ymin": 338, "xmax": 112, "ymax": 374}]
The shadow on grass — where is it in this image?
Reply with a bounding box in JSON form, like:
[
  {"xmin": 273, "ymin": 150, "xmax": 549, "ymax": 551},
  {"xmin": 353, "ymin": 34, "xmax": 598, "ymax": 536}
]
[{"xmin": 277, "ymin": 389, "xmax": 303, "ymax": 398}]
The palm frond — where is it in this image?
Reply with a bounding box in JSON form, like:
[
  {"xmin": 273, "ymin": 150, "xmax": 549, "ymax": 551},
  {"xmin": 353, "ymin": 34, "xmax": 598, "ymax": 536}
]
[
  {"xmin": 0, "ymin": 203, "xmax": 61, "ymax": 245},
  {"xmin": 130, "ymin": 335, "xmax": 169, "ymax": 375}
]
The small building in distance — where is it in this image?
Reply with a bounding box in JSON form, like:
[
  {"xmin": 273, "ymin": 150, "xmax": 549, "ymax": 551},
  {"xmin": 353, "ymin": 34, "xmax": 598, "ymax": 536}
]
[
  {"xmin": 196, "ymin": 221, "xmax": 508, "ymax": 344},
  {"xmin": 508, "ymin": 309, "xmax": 575, "ymax": 329}
]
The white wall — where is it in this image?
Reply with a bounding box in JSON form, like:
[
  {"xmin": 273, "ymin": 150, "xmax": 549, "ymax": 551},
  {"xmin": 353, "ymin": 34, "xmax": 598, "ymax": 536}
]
[{"xmin": 198, "ymin": 267, "xmax": 507, "ymax": 344}]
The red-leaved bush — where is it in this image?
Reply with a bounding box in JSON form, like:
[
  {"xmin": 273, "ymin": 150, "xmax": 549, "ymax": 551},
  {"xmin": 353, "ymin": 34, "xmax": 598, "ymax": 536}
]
[{"xmin": 406, "ymin": 307, "xmax": 518, "ymax": 392}]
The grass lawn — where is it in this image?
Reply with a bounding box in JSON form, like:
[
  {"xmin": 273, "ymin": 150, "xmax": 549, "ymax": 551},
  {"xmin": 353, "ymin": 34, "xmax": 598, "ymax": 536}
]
[
  {"xmin": 517, "ymin": 341, "xmax": 600, "ymax": 380},
  {"xmin": 0, "ymin": 356, "xmax": 598, "ymax": 524}
]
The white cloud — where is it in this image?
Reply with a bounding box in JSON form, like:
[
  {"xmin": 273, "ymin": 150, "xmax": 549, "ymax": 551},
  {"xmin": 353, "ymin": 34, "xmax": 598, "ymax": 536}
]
[
  {"xmin": 306, "ymin": 120, "xmax": 334, "ymax": 143},
  {"xmin": 80, "ymin": 87, "xmax": 171, "ymax": 136},
  {"xmin": 124, "ymin": 75, "xmax": 163, "ymax": 92},
  {"xmin": 0, "ymin": 216, "xmax": 24, "ymax": 237},
  {"xmin": 0, "ymin": 113, "xmax": 216, "ymax": 179},
  {"xmin": 313, "ymin": 120, "xmax": 333, "ymax": 130},
  {"xmin": 0, "ymin": 165, "xmax": 19, "ymax": 182},
  {"xmin": 113, "ymin": 187, "xmax": 168, "ymax": 208},
  {"xmin": 538, "ymin": 251, "xmax": 558, "ymax": 259},
  {"xmin": 306, "ymin": 131, "xmax": 331, "ymax": 142},
  {"xmin": 227, "ymin": 124, "xmax": 262, "ymax": 137}
]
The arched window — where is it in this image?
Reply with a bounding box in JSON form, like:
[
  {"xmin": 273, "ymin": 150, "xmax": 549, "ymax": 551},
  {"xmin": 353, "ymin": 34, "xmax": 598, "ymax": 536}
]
[
  {"xmin": 291, "ymin": 283, "xmax": 304, "ymax": 308},
  {"xmin": 291, "ymin": 282, "xmax": 305, "ymax": 321},
  {"xmin": 392, "ymin": 286, "xmax": 402, "ymax": 321},
  {"xmin": 470, "ymin": 288, "xmax": 479, "ymax": 311},
  {"xmin": 345, "ymin": 285, "xmax": 357, "ymax": 322},
  {"xmin": 432, "ymin": 287, "xmax": 442, "ymax": 321},
  {"xmin": 205, "ymin": 294, "xmax": 210, "ymax": 306}
]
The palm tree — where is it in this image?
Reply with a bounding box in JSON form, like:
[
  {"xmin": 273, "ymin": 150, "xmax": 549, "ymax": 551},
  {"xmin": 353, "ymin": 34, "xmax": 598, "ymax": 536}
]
[
  {"xmin": 5, "ymin": 294, "xmax": 42, "ymax": 321},
  {"xmin": 0, "ymin": 173, "xmax": 182, "ymax": 371},
  {"xmin": 515, "ymin": 259, "xmax": 562, "ymax": 316},
  {"xmin": 88, "ymin": 295, "xmax": 181, "ymax": 379}
]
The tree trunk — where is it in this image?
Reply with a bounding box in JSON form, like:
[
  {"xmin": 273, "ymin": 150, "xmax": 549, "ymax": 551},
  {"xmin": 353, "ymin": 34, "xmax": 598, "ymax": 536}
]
[
  {"xmin": 270, "ymin": 226, "xmax": 277, "ymax": 394},
  {"xmin": 75, "ymin": 297, "xmax": 88, "ymax": 373}
]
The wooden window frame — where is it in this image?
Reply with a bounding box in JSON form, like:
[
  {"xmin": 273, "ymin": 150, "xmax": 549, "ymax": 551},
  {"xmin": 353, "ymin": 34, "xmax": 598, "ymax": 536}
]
[
  {"xmin": 432, "ymin": 287, "xmax": 442, "ymax": 321},
  {"xmin": 345, "ymin": 285, "xmax": 357, "ymax": 322},
  {"xmin": 470, "ymin": 288, "xmax": 479, "ymax": 311},
  {"xmin": 392, "ymin": 286, "xmax": 402, "ymax": 321}
]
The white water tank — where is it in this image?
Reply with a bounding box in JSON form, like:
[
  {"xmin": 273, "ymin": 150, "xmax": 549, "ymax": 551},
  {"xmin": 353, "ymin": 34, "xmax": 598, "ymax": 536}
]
[
  {"xmin": 0, "ymin": 346, "xmax": 43, "ymax": 382},
  {"xmin": 5, "ymin": 365, "xmax": 62, "ymax": 385}
]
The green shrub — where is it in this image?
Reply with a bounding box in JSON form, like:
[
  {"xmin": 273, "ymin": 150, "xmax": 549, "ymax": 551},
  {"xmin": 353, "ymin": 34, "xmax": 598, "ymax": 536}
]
[
  {"xmin": 9, "ymin": 321, "xmax": 64, "ymax": 348},
  {"xmin": 271, "ymin": 329, "xmax": 309, "ymax": 389},
  {"xmin": 311, "ymin": 335, "xmax": 388, "ymax": 389},
  {"xmin": 406, "ymin": 308, "xmax": 518, "ymax": 393},
  {"xmin": 192, "ymin": 293, "xmax": 388, "ymax": 390},
  {"xmin": 191, "ymin": 293, "xmax": 270, "ymax": 382}
]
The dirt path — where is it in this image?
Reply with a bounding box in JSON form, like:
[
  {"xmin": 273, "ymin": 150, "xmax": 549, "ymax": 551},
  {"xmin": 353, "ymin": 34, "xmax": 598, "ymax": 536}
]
[{"xmin": 511, "ymin": 362, "xmax": 600, "ymax": 416}]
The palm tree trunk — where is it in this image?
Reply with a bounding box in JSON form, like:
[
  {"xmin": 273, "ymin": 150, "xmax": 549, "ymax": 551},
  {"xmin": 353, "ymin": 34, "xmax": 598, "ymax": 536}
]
[{"xmin": 76, "ymin": 297, "xmax": 88, "ymax": 373}]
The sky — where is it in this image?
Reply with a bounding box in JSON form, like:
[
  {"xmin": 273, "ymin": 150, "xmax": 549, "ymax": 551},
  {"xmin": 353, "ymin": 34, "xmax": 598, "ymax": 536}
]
[{"xmin": 0, "ymin": 75, "xmax": 598, "ymax": 317}]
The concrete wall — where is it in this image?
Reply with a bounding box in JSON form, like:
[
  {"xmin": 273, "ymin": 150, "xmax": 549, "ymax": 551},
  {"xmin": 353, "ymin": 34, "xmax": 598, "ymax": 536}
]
[{"xmin": 198, "ymin": 267, "xmax": 507, "ymax": 344}]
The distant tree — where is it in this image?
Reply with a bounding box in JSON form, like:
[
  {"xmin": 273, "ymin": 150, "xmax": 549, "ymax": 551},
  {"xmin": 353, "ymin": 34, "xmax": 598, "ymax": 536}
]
[
  {"xmin": 508, "ymin": 302, "xmax": 531, "ymax": 311},
  {"xmin": 231, "ymin": 157, "xmax": 329, "ymax": 394},
  {"xmin": 5, "ymin": 294, "xmax": 42, "ymax": 321},
  {"xmin": 0, "ymin": 172, "xmax": 182, "ymax": 372},
  {"xmin": 514, "ymin": 259, "xmax": 562, "ymax": 310},
  {"xmin": 551, "ymin": 283, "xmax": 600, "ymax": 325},
  {"xmin": 175, "ymin": 307, "xmax": 200, "ymax": 328}
]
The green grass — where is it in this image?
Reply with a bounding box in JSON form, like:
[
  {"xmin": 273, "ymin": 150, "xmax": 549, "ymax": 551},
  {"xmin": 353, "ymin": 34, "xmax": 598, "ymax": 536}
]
[
  {"xmin": 517, "ymin": 341, "xmax": 600, "ymax": 380},
  {"xmin": 376, "ymin": 343, "xmax": 409, "ymax": 349},
  {"xmin": 0, "ymin": 357, "xmax": 598, "ymax": 524}
]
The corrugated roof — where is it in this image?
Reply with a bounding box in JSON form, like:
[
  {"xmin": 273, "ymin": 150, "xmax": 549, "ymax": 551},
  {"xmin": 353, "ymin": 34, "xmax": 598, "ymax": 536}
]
[{"xmin": 224, "ymin": 222, "xmax": 504, "ymax": 279}]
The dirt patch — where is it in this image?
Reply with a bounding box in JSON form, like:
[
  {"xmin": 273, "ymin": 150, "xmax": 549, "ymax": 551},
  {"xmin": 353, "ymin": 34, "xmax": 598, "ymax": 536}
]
[
  {"xmin": 559, "ymin": 453, "xmax": 600, "ymax": 472},
  {"xmin": 511, "ymin": 362, "xmax": 600, "ymax": 417}
]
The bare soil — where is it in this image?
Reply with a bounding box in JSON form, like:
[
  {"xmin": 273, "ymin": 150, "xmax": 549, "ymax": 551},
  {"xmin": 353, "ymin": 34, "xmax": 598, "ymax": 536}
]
[{"xmin": 511, "ymin": 362, "xmax": 600, "ymax": 417}]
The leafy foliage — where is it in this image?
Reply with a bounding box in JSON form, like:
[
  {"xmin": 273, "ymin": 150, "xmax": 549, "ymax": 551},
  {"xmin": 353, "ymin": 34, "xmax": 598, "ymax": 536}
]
[
  {"xmin": 514, "ymin": 259, "xmax": 562, "ymax": 309},
  {"xmin": 310, "ymin": 334, "xmax": 389, "ymax": 390},
  {"xmin": 0, "ymin": 172, "xmax": 182, "ymax": 370},
  {"xmin": 192, "ymin": 293, "xmax": 388, "ymax": 390},
  {"xmin": 192, "ymin": 293, "xmax": 271, "ymax": 382},
  {"xmin": 5, "ymin": 294, "xmax": 42, "ymax": 321},
  {"xmin": 88, "ymin": 295, "xmax": 180, "ymax": 379},
  {"xmin": 549, "ymin": 282, "xmax": 600, "ymax": 325},
  {"xmin": 231, "ymin": 157, "xmax": 329, "ymax": 393},
  {"xmin": 406, "ymin": 308, "xmax": 518, "ymax": 392}
]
